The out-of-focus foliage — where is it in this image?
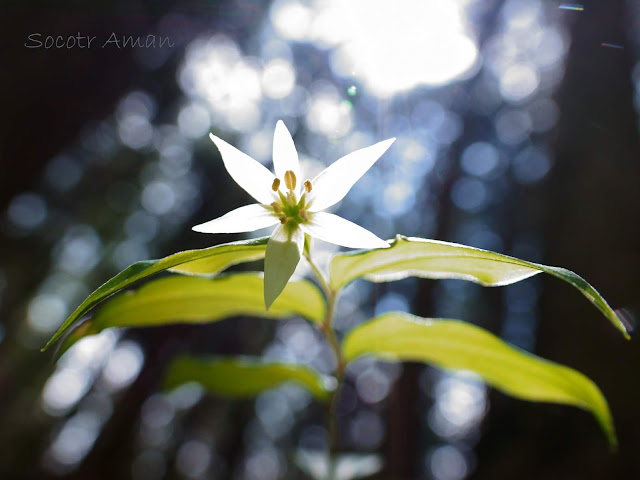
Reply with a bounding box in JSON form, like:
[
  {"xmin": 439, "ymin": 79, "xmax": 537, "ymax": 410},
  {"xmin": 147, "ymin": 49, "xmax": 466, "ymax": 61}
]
[{"xmin": 164, "ymin": 356, "xmax": 335, "ymax": 401}]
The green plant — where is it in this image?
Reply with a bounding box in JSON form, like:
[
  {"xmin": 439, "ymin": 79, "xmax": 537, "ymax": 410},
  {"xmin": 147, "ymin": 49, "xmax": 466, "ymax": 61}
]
[{"xmin": 43, "ymin": 122, "xmax": 628, "ymax": 479}]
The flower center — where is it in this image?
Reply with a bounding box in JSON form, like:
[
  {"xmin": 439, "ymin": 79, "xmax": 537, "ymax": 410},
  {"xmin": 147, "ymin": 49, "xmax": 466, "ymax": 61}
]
[{"xmin": 269, "ymin": 170, "xmax": 312, "ymax": 226}]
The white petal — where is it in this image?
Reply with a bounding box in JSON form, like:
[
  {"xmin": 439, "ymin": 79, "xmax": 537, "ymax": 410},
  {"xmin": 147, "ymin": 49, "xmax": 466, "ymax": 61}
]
[
  {"xmin": 264, "ymin": 224, "xmax": 304, "ymax": 309},
  {"xmin": 192, "ymin": 204, "xmax": 278, "ymax": 233},
  {"xmin": 300, "ymin": 212, "xmax": 389, "ymax": 249},
  {"xmin": 272, "ymin": 120, "xmax": 301, "ymax": 195},
  {"xmin": 209, "ymin": 133, "xmax": 276, "ymax": 204},
  {"xmin": 307, "ymin": 138, "xmax": 395, "ymax": 212}
]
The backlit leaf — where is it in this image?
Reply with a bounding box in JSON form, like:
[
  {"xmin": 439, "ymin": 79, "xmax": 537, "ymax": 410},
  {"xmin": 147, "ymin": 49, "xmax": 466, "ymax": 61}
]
[
  {"xmin": 43, "ymin": 237, "xmax": 268, "ymax": 350},
  {"xmin": 330, "ymin": 235, "xmax": 629, "ymax": 338},
  {"xmin": 164, "ymin": 356, "xmax": 335, "ymax": 401},
  {"xmin": 264, "ymin": 224, "xmax": 304, "ymax": 310},
  {"xmin": 61, "ymin": 273, "xmax": 325, "ymax": 351},
  {"xmin": 342, "ymin": 312, "xmax": 616, "ymax": 448}
]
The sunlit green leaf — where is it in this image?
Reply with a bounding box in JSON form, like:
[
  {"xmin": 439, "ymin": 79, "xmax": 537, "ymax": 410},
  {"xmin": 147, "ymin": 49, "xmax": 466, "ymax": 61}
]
[
  {"xmin": 60, "ymin": 273, "xmax": 325, "ymax": 351},
  {"xmin": 330, "ymin": 235, "xmax": 629, "ymax": 338},
  {"xmin": 164, "ymin": 356, "xmax": 335, "ymax": 401},
  {"xmin": 43, "ymin": 237, "xmax": 268, "ymax": 350},
  {"xmin": 342, "ymin": 312, "xmax": 616, "ymax": 448}
]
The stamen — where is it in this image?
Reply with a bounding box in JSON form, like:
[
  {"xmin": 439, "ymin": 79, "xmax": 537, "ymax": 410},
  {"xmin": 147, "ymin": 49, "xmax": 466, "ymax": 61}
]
[
  {"xmin": 284, "ymin": 170, "xmax": 297, "ymax": 191},
  {"xmin": 300, "ymin": 209, "xmax": 309, "ymax": 222},
  {"xmin": 271, "ymin": 202, "xmax": 282, "ymax": 214},
  {"xmin": 272, "ymin": 178, "xmax": 281, "ymax": 191},
  {"xmin": 304, "ymin": 180, "xmax": 312, "ymax": 193},
  {"xmin": 279, "ymin": 215, "xmax": 287, "ymax": 224}
]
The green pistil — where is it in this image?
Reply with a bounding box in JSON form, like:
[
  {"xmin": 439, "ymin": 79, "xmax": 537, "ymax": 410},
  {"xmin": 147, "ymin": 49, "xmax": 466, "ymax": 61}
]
[{"xmin": 279, "ymin": 200, "xmax": 310, "ymax": 225}]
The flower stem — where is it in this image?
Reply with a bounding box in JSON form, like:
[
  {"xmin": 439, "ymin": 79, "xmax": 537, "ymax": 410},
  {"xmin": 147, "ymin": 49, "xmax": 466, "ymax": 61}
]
[
  {"xmin": 304, "ymin": 251, "xmax": 332, "ymax": 299},
  {"xmin": 304, "ymin": 249, "xmax": 345, "ymax": 479}
]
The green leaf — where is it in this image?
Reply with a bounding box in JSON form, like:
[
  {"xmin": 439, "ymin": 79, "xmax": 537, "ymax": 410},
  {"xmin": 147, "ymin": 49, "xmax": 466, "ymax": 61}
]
[
  {"xmin": 60, "ymin": 273, "xmax": 325, "ymax": 351},
  {"xmin": 164, "ymin": 356, "xmax": 335, "ymax": 401},
  {"xmin": 342, "ymin": 312, "xmax": 617, "ymax": 448},
  {"xmin": 43, "ymin": 237, "xmax": 269, "ymax": 350},
  {"xmin": 330, "ymin": 235, "xmax": 629, "ymax": 338},
  {"xmin": 264, "ymin": 224, "xmax": 304, "ymax": 310}
]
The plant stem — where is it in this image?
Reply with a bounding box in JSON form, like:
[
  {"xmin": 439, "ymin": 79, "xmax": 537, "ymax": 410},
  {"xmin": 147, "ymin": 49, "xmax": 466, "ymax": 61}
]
[
  {"xmin": 304, "ymin": 251, "xmax": 332, "ymax": 300},
  {"xmin": 304, "ymin": 250, "xmax": 345, "ymax": 479},
  {"xmin": 323, "ymin": 296, "xmax": 344, "ymax": 454}
]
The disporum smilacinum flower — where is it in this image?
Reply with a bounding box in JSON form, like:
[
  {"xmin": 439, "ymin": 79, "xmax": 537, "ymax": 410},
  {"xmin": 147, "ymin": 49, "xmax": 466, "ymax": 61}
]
[{"xmin": 193, "ymin": 121, "xmax": 395, "ymax": 308}]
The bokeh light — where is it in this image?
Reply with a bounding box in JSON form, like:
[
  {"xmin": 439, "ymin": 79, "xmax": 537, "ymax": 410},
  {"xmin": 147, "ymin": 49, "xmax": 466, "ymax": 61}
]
[
  {"xmin": 273, "ymin": 0, "xmax": 479, "ymax": 97},
  {"xmin": 2, "ymin": 0, "xmax": 627, "ymax": 478}
]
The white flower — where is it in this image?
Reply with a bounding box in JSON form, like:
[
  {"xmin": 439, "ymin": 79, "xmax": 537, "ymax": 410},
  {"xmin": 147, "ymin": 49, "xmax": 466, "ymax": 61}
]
[{"xmin": 193, "ymin": 120, "xmax": 395, "ymax": 308}]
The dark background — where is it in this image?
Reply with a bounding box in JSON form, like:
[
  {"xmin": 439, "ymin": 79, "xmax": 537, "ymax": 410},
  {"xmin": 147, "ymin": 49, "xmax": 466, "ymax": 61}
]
[{"xmin": 1, "ymin": 1, "xmax": 640, "ymax": 479}]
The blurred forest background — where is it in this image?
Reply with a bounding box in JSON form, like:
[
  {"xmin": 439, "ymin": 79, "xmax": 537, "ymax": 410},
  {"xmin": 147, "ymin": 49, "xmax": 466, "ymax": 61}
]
[{"xmin": 2, "ymin": 0, "xmax": 640, "ymax": 479}]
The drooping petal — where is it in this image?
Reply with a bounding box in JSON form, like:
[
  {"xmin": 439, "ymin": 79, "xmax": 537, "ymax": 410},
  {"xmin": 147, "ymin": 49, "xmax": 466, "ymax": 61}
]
[
  {"xmin": 264, "ymin": 224, "xmax": 304, "ymax": 309},
  {"xmin": 209, "ymin": 133, "xmax": 276, "ymax": 204},
  {"xmin": 272, "ymin": 120, "xmax": 301, "ymax": 195},
  {"xmin": 301, "ymin": 212, "xmax": 389, "ymax": 249},
  {"xmin": 307, "ymin": 138, "xmax": 395, "ymax": 212},
  {"xmin": 192, "ymin": 204, "xmax": 279, "ymax": 233}
]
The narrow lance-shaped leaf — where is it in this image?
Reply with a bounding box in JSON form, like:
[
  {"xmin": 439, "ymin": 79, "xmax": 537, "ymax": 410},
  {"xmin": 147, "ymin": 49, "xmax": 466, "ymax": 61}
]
[
  {"xmin": 330, "ymin": 235, "xmax": 629, "ymax": 338},
  {"xmin": 164, "ymin": 356, "xmax": 336, "ymax": 401},
  {"xmin": 342, "ymin": 312, "xmax": 616, "ymax": 448},
  {"xmin": 43, "ymin": 237, "xmax": 269, "ymax": 350},
  {"xmin": 60, "ymin": 273, "xmax": 325, "ymax": 352}
]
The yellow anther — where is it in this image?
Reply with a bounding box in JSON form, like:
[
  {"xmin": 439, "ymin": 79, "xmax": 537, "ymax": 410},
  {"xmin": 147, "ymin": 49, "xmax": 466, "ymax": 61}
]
[
  {"xmin": 272, "ymin": 178, "xmax": 281, "ymax": 191},
  {"xmin": 300, "ymin": 209, "xmax": 309, "ymax": 222},
  {"xmin": 271, "ymin": 202, "xmax": 282, "ymax": 214},
  {"xmin": 279, "ymin": 215, "xmax": 287, "ymax": 224},
  {"xmin": 304, "ymin": 179, "xmax": 312, "ymax": 193},
  {"xmin": 284, "ymin": 170, "xmax": 297, "ymax": 191}
]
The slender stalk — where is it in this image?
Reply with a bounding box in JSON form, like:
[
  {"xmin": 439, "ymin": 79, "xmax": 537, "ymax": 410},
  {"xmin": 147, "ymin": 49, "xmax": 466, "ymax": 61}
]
[
  {"xmin": 304, "ymin": 251, "xmax": 332, "ymax": 299},
  {"xmin": 304, "ymin": 250, "xmax": 345, "ymax": 480},
  {"xmin": 322, "ymin": 295, "xmax": 344, "ymax": 455}
]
